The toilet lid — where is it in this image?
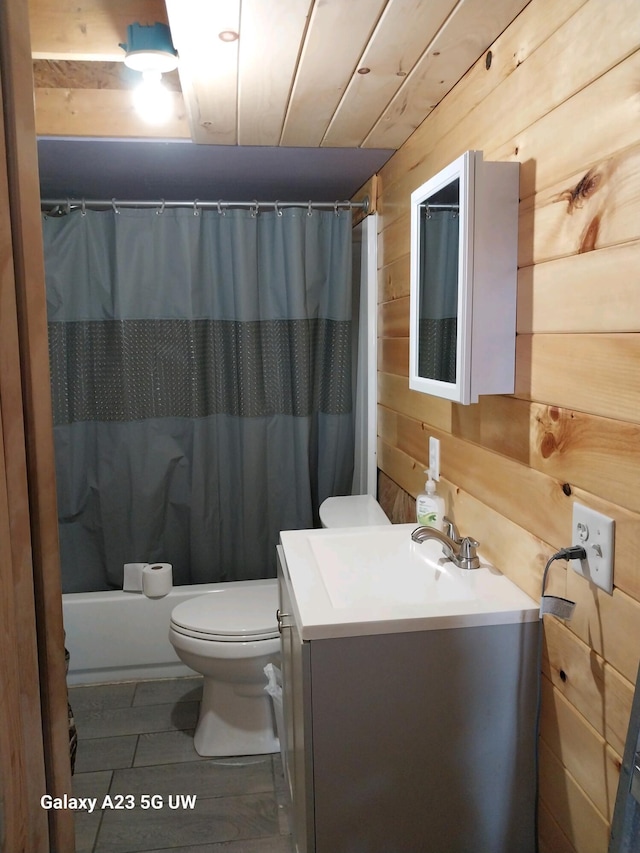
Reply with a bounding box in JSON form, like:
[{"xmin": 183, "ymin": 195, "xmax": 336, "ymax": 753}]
[
  {"xmin": 319, "ymin": 494, "xmax": 391, "ymax": 528},
  {"xmin": 170, "ymin": 583, "xmax": 279, "ymax": 640}
]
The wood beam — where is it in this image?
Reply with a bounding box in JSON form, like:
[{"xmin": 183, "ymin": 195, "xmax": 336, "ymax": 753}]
[
  {"xmin": 29, "ymin": 0, "xmax": 168, "ymax": 61},
  {"xmin": 35, "ymin": 87, "xmax": 189, "ymax": 138}
]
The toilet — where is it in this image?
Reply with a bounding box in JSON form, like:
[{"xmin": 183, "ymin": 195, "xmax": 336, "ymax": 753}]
[
  {"xmin": 168, "ymin": 494, "xmax": 389, "ymax": 757},
  {"xmin": 169, "ymin": 579, "xmax": 280, "ymax": 757}
]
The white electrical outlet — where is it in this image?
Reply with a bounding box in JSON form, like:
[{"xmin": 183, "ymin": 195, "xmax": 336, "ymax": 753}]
[
  {"xmin": 571, "ymin": 502, "xmax": 615, "ymax": 594},
  {"xmin": 429, "ymin": 436, "xmax": 440, "ymax": 481}
]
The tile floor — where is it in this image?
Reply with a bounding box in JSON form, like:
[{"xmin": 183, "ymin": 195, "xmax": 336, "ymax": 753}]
[{"xmin": 69, "ymin": 676, "xmax": 294, "ymax": 853}]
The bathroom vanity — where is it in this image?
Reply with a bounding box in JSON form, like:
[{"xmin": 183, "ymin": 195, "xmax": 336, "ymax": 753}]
[{"xmin": 277, "ymin": 524, "xmax": 539, "ymax": 853}]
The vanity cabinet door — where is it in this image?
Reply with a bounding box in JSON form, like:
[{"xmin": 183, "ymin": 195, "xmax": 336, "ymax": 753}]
[
  {"xmin": 277, "ymin": 548, "xmax": 314, "ymax": 853},
  {"xmin": 276, "ymin": 536, "xmax": 537, "ymax": 853}
]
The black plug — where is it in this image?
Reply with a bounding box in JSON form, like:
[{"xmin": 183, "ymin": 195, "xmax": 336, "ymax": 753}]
[{"xmin": 554, "ymin": 545, "xmax": 587, "ymax": 561}]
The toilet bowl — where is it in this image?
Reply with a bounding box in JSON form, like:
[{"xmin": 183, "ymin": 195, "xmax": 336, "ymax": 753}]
[
  {"xmin": 168, "ymin": 494, "xmax": 388, "ymax": 758},
  {"xmin": 169, "ymin": 579, "xmax": 280, "ymax": 757}
]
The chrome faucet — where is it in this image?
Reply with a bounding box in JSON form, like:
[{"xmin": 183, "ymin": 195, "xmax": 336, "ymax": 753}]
[{"xmin": 411, "ymin": 518, "xmax": 480, "ymax": 570}]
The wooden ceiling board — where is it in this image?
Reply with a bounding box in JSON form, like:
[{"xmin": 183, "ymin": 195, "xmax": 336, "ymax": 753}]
[
  {"xmin": 29, "ymin": 0, "xmax": 532, "ymax": 156},
  {"xmin": 29, "ymin": 0, "xmax": 168, "ymax": 61},
  {"xmin": 165, "ymin": 0, "xmax": 241, "ymax": 145},
  {"xmin": 279, "ymin": 0, "xmax": 388, "ymax": 147},
  {"xmin": 322, "ymin": 0, "xmax": 456, "ymax": 148},
  {"xmin": 364, "ymin": 0, "xmax": 532, "ymax": 149},
  {"xmin": 237, "ymin": 0, "xmax": 313, "ymax": 146}
]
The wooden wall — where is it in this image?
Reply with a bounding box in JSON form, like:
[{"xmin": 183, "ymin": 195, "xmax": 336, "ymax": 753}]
[
  {"xmin": 373, "ymin": 0, "xmax": 640, "ymax": 849},
  {"xmin": 0, "ymin": 0, "xmax": 74, "ymax": 849}
]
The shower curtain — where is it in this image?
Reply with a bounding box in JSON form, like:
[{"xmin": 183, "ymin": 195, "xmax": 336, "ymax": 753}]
[{"xmin": 43, "ymin": 206, "xmax": 354, "ymax": 593}]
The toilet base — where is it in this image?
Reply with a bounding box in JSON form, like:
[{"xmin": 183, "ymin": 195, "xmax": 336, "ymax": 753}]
[{"xmin": 193, "ymin": 676, "xmax": 280, "ymax": 757}]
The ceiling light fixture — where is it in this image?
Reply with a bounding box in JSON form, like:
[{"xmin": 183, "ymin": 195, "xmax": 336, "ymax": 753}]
[{"xmin": 120, "ymin": 23, "xmax": 178, "ymax": 124}]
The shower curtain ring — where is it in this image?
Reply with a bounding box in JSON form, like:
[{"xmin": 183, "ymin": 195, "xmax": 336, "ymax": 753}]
[
  {"xmin": 156, "ymin": 199, "xmax": 166, "ymax": 215},
  {"xmin": 65, "ymin": 198, "xmax": 71, "ymax": 216},
  {"xmin": 111, "ymin": 198, "xmax": 120, "ymax": 214},
  {"xmin": 307, "ymin": 200, "xmax": 313, "ymax": 217},
  {"xmin": 251, "ymin": 200, "xmax": 259, "ymax": 218},
  {"xmin": 334, "ymin": 201, "xmax": 339, "ymax": 216},
  {"xmin": 81, "ymin": 199, "xmax": 87, "ymax": 216},
  {"xmin": 193, "ymin": 199, "xmax": 200, "ymax": 216},
  {"xmin": 217, "ymin": 201, "xmax": 226, "ymax": 216},
  {"xmin": 274, "ymin": 200, "xmax": 283, "ymax": 217}
]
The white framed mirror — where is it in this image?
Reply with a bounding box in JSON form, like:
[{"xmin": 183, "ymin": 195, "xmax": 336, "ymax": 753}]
[{"xmin": 409, "ymin": 151, "xmax": 519, "ymax": 405}]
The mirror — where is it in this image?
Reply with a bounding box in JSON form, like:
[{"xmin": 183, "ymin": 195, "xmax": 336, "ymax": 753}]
[
  {"xmin": 409, "ymin": 151, "xmax": 519, "ymax": 405},
  {"xmin": 416, "ymin": 177, "xmax": 460, "ymax": 385}
]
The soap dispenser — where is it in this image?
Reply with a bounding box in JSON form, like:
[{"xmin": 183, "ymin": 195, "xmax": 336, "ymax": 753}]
[{"xmin": 416, "ymin": 469, "xmax": 445, "ymax": 530}]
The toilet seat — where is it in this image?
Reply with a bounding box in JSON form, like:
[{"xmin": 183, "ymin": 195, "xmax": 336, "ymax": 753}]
[{"xmin": 170, "ymin": 584, "xmax": 278, "ymax": 642}]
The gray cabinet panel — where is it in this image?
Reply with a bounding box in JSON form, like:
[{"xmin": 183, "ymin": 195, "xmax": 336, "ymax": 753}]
[{"xmin": 277, "ymin": 548, "xmax": 538, "ymax": 853}]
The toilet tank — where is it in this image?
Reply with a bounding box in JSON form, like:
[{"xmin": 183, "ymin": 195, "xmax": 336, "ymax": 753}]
[{"xmin": 319, "ymin": 495, "xmax": 391, "ymax": 528}]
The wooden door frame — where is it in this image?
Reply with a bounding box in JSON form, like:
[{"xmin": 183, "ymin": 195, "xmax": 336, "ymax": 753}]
[{"xmin": 0, "ymin": 0, "xmax": 74, "ymax": 850}]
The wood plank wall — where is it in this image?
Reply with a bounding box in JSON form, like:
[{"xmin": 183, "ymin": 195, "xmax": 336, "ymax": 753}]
[
  {"xmin": 372, "ymin": 0, "xmax": 640, "ymax": 849},
  {"xmin": 0, "ymin": 0, "xmax": 74, "ymax": 849},
  {"xmin": 0, "ymin": 90, "xmax": 49, "ymax": 853}
]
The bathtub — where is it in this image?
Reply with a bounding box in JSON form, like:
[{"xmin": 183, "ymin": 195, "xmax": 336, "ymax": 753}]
[{"xmin": 62, "ymin": 583, "xmax": 219, "ymax": 685}]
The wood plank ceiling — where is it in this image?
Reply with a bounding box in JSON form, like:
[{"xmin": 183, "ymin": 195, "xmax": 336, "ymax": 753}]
[{"xmin": 30, "ymin": 0, "xmax": 531, "ymax": 150}]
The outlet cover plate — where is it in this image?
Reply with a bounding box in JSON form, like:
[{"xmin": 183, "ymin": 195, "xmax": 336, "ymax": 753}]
[{"xmin": 571, "ymin": 502, "xmax": 615, "ymax": 594}]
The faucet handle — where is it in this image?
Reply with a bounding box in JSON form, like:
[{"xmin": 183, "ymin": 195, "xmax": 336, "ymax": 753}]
[
  {"xmin": 459, "ymin": 537, "xmax": 480, "ymax": 570},
  {"xmin": 443, "ymin": 516, "xmax": 461, "ymax": 543}
]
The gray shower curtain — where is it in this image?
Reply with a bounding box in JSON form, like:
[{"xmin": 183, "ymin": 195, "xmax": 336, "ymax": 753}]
[{"xmin": 43, "ymin": 206, "xmax": 354, "ymax": 593}]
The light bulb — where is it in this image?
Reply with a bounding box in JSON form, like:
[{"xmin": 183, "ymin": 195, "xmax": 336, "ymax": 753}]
[{"xmin": 132, "ymin": 69, "xmax": 173, "ymax": 124}]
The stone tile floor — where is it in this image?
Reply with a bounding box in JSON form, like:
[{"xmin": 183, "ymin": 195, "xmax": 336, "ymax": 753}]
[{"xmin": 69, "ymin": 676, "xmax": 293, "ymax": 853}]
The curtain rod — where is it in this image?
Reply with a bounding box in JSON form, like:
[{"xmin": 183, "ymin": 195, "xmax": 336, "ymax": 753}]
[
  {"xmin": 420, "ymin": 202, "xmax": 459, "ymax": 209},
  {"xmin": 41, "ymin": 197, "xmax": 369, "ymax": 215}
]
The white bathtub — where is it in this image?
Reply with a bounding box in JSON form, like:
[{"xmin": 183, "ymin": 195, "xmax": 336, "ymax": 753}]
[{"xmin": 62, "ymin": 583, "xmax": 219, "ymax": 685}]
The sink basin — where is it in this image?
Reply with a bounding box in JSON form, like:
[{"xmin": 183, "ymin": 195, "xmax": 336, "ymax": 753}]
[
  {"xmin": 310, "ymin": 529, "xmax": 474, "ymax": 608},
  {"xmin": 279, "ymin": 523, "xmax": 539, "ymax": 640}
]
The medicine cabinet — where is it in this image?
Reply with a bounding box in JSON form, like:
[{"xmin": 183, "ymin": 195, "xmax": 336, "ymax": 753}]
[{"xmin": 409, "ymin": 150, "xmax": 519, "ymax": 404}]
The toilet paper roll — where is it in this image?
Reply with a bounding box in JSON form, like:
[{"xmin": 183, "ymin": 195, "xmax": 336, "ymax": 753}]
[
  {"xmin": 142, "ymin": 563, "xmax": 173, "ymax": 599},
  {"xmin": 123, "ymin": 562, "xmax": 147, "ymax": 592}
]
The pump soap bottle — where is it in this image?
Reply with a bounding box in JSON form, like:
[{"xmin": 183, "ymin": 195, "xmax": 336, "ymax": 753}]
[{"xmin": 416, "ymin": 469, "xmax": 445, "ymax": 530}]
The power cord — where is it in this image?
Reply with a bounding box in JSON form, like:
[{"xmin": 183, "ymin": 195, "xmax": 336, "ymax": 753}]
[
  {"xmin": 534, "ymin": 545, "xmax": 586, "ymax": 853},
  {"xmin": 541, "ymin": 546, "xmax": 587, "ymax": 595}
]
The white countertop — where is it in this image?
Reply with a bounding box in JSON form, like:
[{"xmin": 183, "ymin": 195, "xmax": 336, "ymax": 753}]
[{"xmin": 279, "ymin": 523, "xmax": 539, "ymax": 640}]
